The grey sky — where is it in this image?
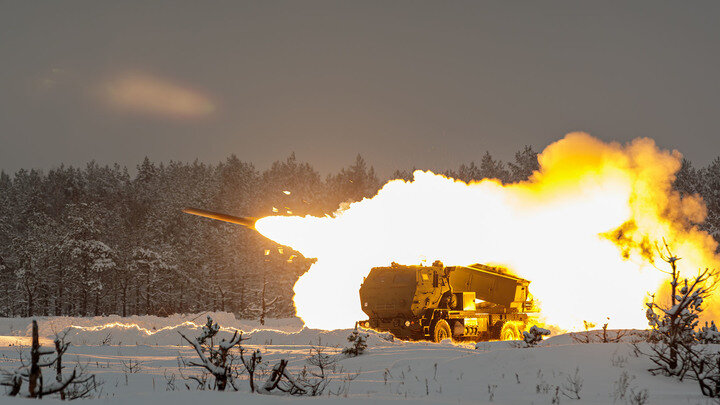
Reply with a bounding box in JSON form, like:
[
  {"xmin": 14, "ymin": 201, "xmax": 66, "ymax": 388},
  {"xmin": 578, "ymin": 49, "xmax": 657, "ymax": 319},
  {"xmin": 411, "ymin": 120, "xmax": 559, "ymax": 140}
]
[{"xmin": 1, "ymin": 1, "xmax": 718, "ymax": 176}]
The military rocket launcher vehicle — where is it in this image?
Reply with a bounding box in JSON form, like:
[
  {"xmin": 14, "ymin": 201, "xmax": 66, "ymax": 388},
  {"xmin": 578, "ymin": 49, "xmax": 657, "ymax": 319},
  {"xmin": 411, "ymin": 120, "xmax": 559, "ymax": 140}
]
[
  {"xmin": 182, "ymin": 208, "xmax": 537, "ymax": 342},
  {"xmin": 358, "ymin": 261, "xmax": 537, "ymax": 342}
]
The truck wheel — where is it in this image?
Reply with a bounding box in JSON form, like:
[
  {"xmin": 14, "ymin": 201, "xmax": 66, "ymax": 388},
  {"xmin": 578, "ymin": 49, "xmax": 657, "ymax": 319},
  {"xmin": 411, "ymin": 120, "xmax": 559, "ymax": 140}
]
[
  {"xmin": 500, "ymin": 322, "xmax": 521, "ymax": 341},
  {"xmin": 433, "ymin": 319, "xmax": 452, "ymax": 343}
]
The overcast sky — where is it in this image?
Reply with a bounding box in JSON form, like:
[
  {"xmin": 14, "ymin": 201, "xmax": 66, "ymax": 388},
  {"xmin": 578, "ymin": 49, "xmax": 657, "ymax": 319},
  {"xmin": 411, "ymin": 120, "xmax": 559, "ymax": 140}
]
[{"xmin": 1, "ymin": 1, "xmax": 718, "ymax": 176}]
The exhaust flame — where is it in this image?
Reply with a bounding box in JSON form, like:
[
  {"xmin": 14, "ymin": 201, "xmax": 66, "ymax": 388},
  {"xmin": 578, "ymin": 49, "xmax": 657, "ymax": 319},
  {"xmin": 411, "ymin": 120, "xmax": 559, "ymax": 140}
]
[{"xmin": 255, "ymin": 133, "xmax": 719, "ymax": 331}]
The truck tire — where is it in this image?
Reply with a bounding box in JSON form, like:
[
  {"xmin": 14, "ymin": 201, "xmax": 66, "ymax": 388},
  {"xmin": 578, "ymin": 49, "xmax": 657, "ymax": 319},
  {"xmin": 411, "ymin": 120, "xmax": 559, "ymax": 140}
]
[
  {"xmin": 433, "ymin": 319, "xmax": 452, "ymax": 342},
  {"xmin": 500, "ymin": 322, "xmax": 521, "ymax": 341}
]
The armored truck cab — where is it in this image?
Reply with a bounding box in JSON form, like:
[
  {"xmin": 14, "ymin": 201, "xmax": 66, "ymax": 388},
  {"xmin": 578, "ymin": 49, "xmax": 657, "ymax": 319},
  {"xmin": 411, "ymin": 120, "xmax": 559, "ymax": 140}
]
[{"xmin": 359, "ymin": 262, "xmax": 535, "ymax": 342}]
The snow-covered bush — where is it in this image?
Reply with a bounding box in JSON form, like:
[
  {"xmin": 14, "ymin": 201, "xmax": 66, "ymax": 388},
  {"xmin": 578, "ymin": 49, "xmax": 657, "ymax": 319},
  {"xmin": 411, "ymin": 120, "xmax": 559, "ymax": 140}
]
[
  {"xmin": 686, "ymin": 348, "xmax": 720, "ymax": 398},
  {"xmin": 343, "ymin": 329, "xmax": 369, "ymax": 356},
  {"xmin": 682, "ymin": 322, "xmax": 720, "ymax": 399},
  {"xmin": 523, "ymin": 325, "xmax": 550, "ymax": 347},
  {"xmin": 178, "ymin": 316, "xmax": 245, "ymax": 391}
]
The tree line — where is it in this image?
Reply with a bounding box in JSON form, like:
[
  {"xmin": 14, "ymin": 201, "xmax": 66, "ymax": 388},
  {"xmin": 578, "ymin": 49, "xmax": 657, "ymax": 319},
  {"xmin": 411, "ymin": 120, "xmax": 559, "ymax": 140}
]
[{"xmin": 0, "ymin": 146, "xmax": 717, "ymax": 319}]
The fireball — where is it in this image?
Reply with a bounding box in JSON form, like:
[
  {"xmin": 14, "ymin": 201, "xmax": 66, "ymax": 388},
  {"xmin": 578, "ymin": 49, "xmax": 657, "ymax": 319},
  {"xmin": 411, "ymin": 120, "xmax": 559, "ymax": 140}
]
[{"xmin": 256, "ymin": 133, "xmax": 719, "ymax": 331}]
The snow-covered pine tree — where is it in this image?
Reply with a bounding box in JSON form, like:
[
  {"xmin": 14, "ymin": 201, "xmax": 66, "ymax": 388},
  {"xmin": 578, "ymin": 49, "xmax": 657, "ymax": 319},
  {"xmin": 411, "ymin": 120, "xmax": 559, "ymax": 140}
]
[
  {"xmin": 261, "ymin": 152, "xmax": 325, "ymax": 216},
  {"xmin": 389, "ymin": 168, "xmax": 416, "ymax": 182},
  {"xmin": 253, "ymin": 274, "xmax": 279, "ymax": 325},
  {"xmin": 129, "ymin": 247, "xmax": 173, "ymax": 315},
  {"xmin": 697, "ymin": 321, "xmax": 720, "ymax": 344},
  {"xmin": 479, "ymin": 151, "xmax": 511, "ymax": 183},
  {"xmin": 0, "ymin": 171, "xmax": 13, "ymax": 315},
  {"xmin": 57, "ymin": 203, "xmax": 119, "ymax": 316},
  {"xmin": 71, "ymin": 239, "xmax": 115, "ymax": 316},
  {"xmin": 324, "ymin": 154, "xmax": 381, "ymax": 213},
  {"xmin": 644, "ymin": 242, "xmax": 717, "ymax": 379},
  {"xmin": 343, "ymin": 327, "xmax": 369, "ymax": 356},
  {"xmin": 11, "ymin": 212, "xmax": 57, "ymax": 317},
  {"xmin": 445, "ymin": 161, "xmax": 481, "ymax": 183},
  {"xmin": 699, "ymin": 157, "xmax": 720, "ymax": 243},
  {"xmin": 446, "ymin": 152, "xmax": 513, "ymax": 184},
  {"xmin": 674, "ymin": 158, "xmax": 703, "ymax": 197},
  {"xmin": 508, "ymin": 145, "xmax": 540, "ymax": 183}
]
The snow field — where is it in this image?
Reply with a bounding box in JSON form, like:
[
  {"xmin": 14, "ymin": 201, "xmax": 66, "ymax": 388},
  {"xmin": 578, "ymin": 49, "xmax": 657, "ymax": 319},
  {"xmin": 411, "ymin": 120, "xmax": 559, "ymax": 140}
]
[{"xmin": 0, "ymin": 313, "xmax": 711, "ymax": 404}]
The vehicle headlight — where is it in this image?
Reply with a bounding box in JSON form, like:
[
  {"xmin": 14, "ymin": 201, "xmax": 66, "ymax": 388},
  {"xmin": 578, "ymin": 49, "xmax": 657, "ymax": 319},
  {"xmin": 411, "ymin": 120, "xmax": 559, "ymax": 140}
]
[{"xmin": 404, "ymin": 320, "xmax": 411, "ymax": 327}]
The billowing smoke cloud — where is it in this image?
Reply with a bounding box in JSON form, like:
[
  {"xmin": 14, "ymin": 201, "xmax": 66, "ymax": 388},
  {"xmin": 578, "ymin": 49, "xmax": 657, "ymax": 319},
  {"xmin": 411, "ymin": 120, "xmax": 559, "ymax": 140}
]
[
  {"xmin": 100, "ymin": 72, "xmax": 215, "ymax": 118},
  {"xmin": 255, "ymin": 133, "xmax": 719, "ymax": 331}
]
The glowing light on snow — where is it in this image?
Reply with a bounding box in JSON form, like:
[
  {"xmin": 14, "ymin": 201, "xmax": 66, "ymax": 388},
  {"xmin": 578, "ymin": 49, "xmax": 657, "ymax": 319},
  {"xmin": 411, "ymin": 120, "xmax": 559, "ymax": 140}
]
[
  {"xmin": 255, "ymin": 133, "xmax": 719, "ymax": 331},
  {"xmin": 64, "ymin": 321, "xmax": 209, "ymax": 336}
]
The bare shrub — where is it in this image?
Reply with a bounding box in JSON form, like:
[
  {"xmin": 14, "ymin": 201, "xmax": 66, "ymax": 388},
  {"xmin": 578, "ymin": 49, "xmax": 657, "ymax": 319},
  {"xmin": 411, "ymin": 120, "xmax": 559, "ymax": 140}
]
[
  {"xmin": 610, "ymin": 352, "xmax": 628, "ymax": 368},
  {"xmin": 612, "ymin": 370, "xmax": 635, "ymax": 403},
  {"xmin": 260, "ymin": 345, "xmax": 359, "ymax": 396},
  {"xmin": 560, "ymin": 366, "xmax": 583, "ymax": 400},
  {"xmin": 571, "ymin": 321, "xmax": 596, "ymax": 344},
  {"xmin": 600, "ymin": 319, "xmax": 627, "ymax": 343},
  {"xmin": 487, "ymin": 384, "xmax": 497, "ymax": 401},
  {"xmin": 239, "ymin": 347, "xmax": 263, "ymax": 393},
  {"xmin": 260, "ymin": 359, "xmax": 306, "ymax": 395},
  {"xmin": 628, "ymin": 387, "xmax": 649, "ymax": 405},
  {"xmin": 0, "ymin": 320, "xmax": 97, "ymax": 399},
  {"xmin": 164, "ymin": 371, "xmax": 176, "ymax": 391},
  {"xmin": 121, "ymin": 359, "xmax": 144, "ymax": 374},
  {"xmin": 296, "ymin": 346, "xmax": 339, "ymax": 395}
]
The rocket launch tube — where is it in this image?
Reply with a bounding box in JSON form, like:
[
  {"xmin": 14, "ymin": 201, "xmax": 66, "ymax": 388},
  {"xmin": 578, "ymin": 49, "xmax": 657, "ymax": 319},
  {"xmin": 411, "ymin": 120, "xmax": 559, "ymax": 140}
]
[{"xmin": 182, "ymin": 207, "xmax": 257, "ymax": 229}]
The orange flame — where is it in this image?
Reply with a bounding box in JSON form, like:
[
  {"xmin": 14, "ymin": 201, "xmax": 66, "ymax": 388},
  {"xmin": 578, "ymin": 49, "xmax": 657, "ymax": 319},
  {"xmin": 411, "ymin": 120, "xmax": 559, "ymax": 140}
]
[{"xmin": 255, "ymin": 133, "xmax": 719, "ymax": 331}]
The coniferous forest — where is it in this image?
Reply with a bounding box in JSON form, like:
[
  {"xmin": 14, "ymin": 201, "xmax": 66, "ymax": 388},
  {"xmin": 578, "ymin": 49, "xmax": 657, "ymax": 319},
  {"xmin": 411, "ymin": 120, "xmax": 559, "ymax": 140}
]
[{"xmin": 0, "ymin": 147, "xmax": 717, "ymax": 320}]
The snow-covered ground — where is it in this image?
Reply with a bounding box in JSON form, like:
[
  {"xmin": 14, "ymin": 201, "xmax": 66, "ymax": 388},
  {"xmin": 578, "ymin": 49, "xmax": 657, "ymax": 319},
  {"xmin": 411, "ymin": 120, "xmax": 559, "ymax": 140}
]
[{"xmin": 0, "ymin": 313, "xmax": 712, "ymax": 404}]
